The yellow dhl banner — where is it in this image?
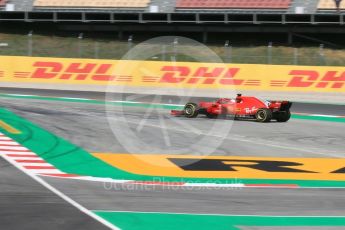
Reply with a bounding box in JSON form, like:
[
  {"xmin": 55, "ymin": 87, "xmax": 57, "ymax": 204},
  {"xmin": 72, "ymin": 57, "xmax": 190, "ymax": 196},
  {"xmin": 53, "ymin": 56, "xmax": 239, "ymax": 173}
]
[{"xmin": 0, "ymin": 56, "xmax": 344, "ymax": 92}]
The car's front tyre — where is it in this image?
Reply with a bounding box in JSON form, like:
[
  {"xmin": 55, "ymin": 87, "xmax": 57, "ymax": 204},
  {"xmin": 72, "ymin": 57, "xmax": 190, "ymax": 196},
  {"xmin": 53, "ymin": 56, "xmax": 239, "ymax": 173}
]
[{"xmin": 184, "ymin": 103, "xmax": 199, "ymax": 118}]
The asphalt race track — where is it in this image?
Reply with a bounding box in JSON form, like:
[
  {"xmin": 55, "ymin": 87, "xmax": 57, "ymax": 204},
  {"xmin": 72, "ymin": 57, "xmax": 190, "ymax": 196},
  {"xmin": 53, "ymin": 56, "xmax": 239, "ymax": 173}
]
[
  {"xmin": 0, "ymin": 157, "xmax": 109, "ymax": 230},
  {"xmin": 43, "ymin": 176, "xmax": 345, "ymax": 216},
  {"xmin": 1, "ymin": 89, "xmax": 344, "ymax": 157},
  {"xmin": 0, "ymin": 88, "xmax": 345, "ymax": 229}
]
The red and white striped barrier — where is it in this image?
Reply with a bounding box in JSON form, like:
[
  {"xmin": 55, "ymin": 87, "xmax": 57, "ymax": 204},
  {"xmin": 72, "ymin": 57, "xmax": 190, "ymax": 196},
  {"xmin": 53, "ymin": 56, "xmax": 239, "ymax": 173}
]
[{"xmin": 0, "ymin": 132, "xmax": 79, "ymax": 178}]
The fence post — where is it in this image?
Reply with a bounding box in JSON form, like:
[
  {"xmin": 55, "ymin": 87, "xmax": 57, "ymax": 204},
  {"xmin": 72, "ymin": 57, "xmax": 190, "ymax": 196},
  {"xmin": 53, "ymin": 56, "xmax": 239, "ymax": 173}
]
[
  {"xmin": 27, "ymin": 31, "xmax": 33, "ymax": 56},
  {"xmin": 161, "ymin": 44, "xmax": 166, "ymax": 61},
  {"xmin": 267, "ymin": 42, "xmax": 272, "ymax": 64},
  {"xmin": 127, "ymin": 35, "xmax": 133, "ymax": 59},
  {"xmin": 78, "ymin": 33, "xmax": 83, "ymax": 58},
  {"xmin": 319, "ymin": 44, "xmax": 325, "ymax": 65},
  {"xmin": 224, "ymin": 40, "xmax": 232, "ymax": 63},
  {"xmin": 172, "ymin": 37, "xmax": 178, "ymax": 61},
  {"xmin": 293, "ymin": 47, "xmax": 298, "ymax": 65},
  {"xmin": 94, "ymin": 41, "xmax": 100, "ymax": 59}
]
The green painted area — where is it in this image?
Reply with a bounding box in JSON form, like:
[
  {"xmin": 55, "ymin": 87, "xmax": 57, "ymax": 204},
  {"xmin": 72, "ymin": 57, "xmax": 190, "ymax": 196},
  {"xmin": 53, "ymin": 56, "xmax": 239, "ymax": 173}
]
[
  {"xmin": 94, "ymin": 211, "xmax": 345, "ymax": 230},
  {"xmin": 1, "ymin": 107, "xmax": 345, "ymax": 187},
  {"xmin": 292, "ymin": 114, "xmax": 345, "ymax": 123},
  {"xmin": 1, "ymin": 93, "xmax": 345, "ymax": 123}
]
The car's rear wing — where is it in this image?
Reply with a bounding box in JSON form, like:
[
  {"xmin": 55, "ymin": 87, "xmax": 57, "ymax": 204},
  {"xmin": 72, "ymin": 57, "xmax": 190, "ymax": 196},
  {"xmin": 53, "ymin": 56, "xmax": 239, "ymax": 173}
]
[
  {"xmin": 269, "ymin": 101, "xmax": 292, "ymax": 111},
  {"xmin": 279, "ymin": 101, "xmax": 292, "ymax": 111}
]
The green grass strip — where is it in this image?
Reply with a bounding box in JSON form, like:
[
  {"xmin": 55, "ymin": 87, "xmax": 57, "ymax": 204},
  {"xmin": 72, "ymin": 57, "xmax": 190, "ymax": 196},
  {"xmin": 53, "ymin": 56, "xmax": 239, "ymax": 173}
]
[{"xmin": 94, "ymin": 211, "xmax": 345, "ymax": 230}]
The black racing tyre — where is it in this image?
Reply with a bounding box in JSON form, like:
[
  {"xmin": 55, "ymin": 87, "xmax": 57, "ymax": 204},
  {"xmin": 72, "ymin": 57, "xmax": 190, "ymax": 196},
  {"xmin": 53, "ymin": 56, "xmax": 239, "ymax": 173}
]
[
  {"xmin": 184, "ymin": 103, "xmax": 199, "ymax": 118},
  {"xmin": 255, "ymin": 108, "xmax": 272, "ymax": 122},
  {"xmin": 276, "ymin": 110, "xmax": 291, "ymax": 122}
]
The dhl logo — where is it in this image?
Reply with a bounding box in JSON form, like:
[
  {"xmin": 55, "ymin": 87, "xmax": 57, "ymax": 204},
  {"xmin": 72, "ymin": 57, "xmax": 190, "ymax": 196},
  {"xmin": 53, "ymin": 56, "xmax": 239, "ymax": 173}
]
[
  {"xmin": 159, "ymin": 66, "xmax": 243, "ymax": 85},
  {"xmin": 29, "ymin": 61, "xmax": 120, "ymax": 81},
  {"xmin": 288, "ymin": 70, "xmax": 345, "ymax": 89}
]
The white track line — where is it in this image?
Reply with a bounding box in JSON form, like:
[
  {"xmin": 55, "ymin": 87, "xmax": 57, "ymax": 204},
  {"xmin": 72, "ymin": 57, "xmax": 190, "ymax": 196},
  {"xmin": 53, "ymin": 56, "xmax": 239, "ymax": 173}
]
[
  {"xmin": 28, "ymin": 169, "xmax": 68, "ymax": 174},
  {"xmin": 91, "ymin": 210, "xmax": 345, "ymax": 218},
  {"xmin": 60, "ymin": 97, "xmax": 92, "ymax": 101},
  {"xmin": 0, "ymin": 132, "xmax": 120, "ymax": 230},
  {"xmin": 5, "ymin": 94, "xmax": 35, "ymax": 97},
  {"xmin": 19, "ymin": 162, "xmax": 53, "ymax": 167}
]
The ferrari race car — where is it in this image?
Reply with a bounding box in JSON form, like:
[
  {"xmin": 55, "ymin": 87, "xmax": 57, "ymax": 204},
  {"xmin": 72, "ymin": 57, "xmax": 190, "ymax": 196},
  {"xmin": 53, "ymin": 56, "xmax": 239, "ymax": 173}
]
[{"xmin": 171, "ymin": 94, "xmax": 292, "ymax": 122}]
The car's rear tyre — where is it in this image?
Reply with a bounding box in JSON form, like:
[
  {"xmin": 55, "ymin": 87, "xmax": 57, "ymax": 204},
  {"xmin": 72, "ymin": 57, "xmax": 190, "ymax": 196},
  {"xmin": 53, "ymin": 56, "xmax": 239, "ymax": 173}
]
[
  {"xmin": 276, "ymin": 110, "xmax": 291, "ymax": 122},
  {"xmin": 255, "ymin": 108, "xmax": 272, "ymax": 122},
  {"xmin": 184, "ymin": 103, "xmax": 199, "ymax": 118}
]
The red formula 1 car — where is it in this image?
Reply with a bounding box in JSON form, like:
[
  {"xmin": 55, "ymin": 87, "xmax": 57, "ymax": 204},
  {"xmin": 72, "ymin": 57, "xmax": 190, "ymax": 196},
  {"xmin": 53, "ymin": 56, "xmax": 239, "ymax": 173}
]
[{"xmin": 171, "ymin": 94, "xmax": 292, "ymax": 122}]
